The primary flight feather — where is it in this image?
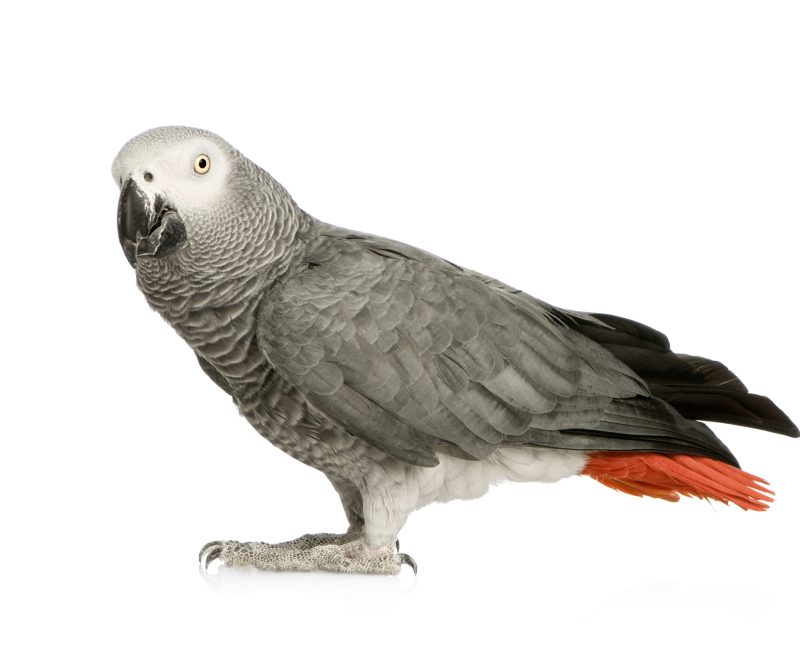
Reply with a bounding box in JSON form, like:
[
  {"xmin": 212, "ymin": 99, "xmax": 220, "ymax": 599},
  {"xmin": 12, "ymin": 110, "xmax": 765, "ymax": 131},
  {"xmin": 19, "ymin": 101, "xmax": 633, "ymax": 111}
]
[{"xmin": 113, "ymin": 126, "xmax": 798, "ymax": 574}]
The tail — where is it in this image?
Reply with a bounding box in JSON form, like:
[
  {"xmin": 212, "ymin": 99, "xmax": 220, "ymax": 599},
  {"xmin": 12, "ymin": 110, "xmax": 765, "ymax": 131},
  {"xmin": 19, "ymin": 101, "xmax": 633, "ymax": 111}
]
[{"xmin": 581, "ymin": 451, "xmax": 774, "ymax": 511}]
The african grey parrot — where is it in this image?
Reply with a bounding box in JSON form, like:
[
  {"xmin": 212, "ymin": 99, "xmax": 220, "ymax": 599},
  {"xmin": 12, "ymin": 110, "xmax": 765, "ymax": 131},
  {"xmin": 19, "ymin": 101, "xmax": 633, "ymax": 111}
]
[{"xmin": 113, "ymin": 126, "xmax": 798, "ymax": 575}]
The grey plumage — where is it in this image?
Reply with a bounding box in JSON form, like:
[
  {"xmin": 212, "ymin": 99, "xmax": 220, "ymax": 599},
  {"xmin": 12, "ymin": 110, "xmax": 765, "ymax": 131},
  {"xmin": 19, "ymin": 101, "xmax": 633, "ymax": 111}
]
[
  {"xmin": 259, "ymin": 225, "xmax": 742, "ymax": 466},
  {"xmin": 113, "ymin": 126, "xmax": 797, "ymax": 574}
]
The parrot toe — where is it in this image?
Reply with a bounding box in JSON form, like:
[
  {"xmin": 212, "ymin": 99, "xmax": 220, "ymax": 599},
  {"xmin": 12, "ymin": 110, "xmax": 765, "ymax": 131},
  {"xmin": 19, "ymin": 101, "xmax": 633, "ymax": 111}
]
[
  {"xmin": 398, "ymin": 552, "xmax": 417, "ymax": 575},
  {"xmin": 196, "ymin": 537, "xmax": 416, "ymax": 575},
  {"xmin": 199, "ymin": 540, "xmax": 225, "ymax": 571}
]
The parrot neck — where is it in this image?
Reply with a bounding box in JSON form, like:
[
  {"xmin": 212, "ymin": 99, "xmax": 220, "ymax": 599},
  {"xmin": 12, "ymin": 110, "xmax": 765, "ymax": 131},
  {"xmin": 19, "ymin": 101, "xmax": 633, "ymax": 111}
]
[
  {"xmin": 135, "ymin": 210, "xmax": 317, "ymax": 386},
  {"xmin": 136, "ymin": 209, "xmax": 314, "ymax": 309}
]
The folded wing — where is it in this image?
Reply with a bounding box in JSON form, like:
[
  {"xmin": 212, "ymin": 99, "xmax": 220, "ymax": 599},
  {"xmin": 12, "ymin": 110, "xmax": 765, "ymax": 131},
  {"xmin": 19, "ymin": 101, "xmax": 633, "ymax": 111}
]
[{"xmin": 257, "ymin": 227, "xmax": 741, "ymax": 468}]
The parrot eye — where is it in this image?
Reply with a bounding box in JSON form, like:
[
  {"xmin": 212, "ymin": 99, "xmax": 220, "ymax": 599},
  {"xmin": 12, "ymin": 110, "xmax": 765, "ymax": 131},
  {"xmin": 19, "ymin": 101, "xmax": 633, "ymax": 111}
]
[{"xmin": 193, "ymin": 154, "xmax": 211, "ymax": 175}]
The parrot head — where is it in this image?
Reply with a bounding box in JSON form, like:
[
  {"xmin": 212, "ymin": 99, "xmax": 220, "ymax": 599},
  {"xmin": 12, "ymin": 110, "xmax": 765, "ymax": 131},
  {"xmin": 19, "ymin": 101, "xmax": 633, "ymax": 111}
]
[{"xmin": 112, "ymin": 126, "xmax": 300, "ymax": 278}]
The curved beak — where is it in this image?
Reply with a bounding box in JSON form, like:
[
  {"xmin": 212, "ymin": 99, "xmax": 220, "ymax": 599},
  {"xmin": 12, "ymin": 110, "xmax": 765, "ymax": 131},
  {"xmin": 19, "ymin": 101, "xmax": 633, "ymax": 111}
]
[{"xmin": 117, "ymin": 178, "xmax": 187, "ymax": 268}]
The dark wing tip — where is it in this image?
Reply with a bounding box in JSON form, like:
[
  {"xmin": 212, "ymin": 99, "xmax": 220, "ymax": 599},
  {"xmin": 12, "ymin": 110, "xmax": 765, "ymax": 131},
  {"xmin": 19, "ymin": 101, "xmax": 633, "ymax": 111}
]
[
  {"xmin": 588, "ymin": 313, "xmax": 671, "ymax": 350},
  {"xmin": 657, "ymin": 390, "xmax": 799, "ymax": 438},
  {"xmin": 565, "ymin": 311, "xmax": 799, "ymax": 439}
]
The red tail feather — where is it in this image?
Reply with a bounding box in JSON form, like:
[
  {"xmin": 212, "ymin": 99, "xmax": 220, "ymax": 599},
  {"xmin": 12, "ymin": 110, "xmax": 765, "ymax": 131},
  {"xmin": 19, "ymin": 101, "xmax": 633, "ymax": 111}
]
[{"xmin": 581, "ymin": 452, "xmax": 774, "ymax": 511}]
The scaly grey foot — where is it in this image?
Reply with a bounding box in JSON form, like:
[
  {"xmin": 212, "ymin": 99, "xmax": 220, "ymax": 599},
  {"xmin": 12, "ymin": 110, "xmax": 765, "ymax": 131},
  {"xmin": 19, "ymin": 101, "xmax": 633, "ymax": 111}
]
[
  {"xmin": 199, "ymin": 531, "xmax": 358, "ymax": 567},
  {"xmin": 200, "ymin": 537, "xmax": 416, "ymax": 575}
]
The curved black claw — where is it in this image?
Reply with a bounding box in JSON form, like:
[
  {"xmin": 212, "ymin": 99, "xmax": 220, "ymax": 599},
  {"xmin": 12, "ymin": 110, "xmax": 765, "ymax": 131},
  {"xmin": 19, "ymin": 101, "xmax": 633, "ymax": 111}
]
[
  {"xmin": 199, "ymin": 541, "xmax": 225, "ymax": 571},
  {"xmin": 398, "ymin": 552, "xmax": 417, "ymax": 575},
  {"xmin": 396, "ymin": 539, "xmax": 400, "ymax": 552},
  {"xmin": 199, "ymin": 540, "xmax": 224, "ymax": 562}
]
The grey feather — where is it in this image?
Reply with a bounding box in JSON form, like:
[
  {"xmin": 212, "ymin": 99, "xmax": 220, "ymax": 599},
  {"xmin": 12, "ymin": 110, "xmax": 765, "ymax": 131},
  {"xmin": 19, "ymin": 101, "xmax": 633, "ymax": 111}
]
[{"xmin": 257, "ymin": 223, "xmax": 743, "ymax": 466}]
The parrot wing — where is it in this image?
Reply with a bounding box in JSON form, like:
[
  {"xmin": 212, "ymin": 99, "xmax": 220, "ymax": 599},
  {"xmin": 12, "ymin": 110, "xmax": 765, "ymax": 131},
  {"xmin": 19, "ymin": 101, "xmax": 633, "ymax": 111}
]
[{"xmin": 256, "ymin": 225, "xmax": 738, "ymax": 467}]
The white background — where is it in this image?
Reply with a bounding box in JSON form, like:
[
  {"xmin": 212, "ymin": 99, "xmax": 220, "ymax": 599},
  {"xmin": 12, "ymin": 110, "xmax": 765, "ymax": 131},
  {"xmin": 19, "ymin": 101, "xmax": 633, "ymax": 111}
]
[{"xmin": 2, "ymin": 1, "xmax": 798, "ymax": 648}]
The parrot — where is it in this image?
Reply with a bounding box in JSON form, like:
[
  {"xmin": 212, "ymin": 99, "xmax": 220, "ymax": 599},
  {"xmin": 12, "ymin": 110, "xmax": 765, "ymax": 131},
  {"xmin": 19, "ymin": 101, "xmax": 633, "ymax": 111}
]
[{"xmin": 113, "ymin": 126, "xmax": 798, "ymax": 575}]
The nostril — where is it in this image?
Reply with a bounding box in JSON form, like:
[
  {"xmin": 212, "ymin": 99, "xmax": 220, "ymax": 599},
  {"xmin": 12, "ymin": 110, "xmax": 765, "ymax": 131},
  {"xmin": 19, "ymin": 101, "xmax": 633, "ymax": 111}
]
[{"xmin": 143, "ymin": 171, "xmax": 154, "ymax": 182}]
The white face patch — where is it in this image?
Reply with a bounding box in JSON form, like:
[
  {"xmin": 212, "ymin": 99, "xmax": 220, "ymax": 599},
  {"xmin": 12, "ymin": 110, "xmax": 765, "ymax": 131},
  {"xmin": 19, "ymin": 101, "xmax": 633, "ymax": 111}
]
[{"xmin": 111, "ymin": 134, "xmax": 231, "ymax": 220}]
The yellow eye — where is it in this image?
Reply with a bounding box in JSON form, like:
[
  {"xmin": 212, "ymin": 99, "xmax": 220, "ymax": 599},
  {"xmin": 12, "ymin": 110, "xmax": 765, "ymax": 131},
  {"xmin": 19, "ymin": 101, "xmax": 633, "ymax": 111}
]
[{"xmin": 193, "ymin": 154, "xmax": 211, "ymax": 175}]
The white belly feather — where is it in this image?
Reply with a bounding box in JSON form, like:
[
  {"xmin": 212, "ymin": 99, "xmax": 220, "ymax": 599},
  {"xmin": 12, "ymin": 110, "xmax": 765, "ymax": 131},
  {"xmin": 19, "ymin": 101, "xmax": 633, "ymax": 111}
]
[
  {"xmin": 411, "ymin": 448, "xmax": 588, "ymax": 510},
  {"xmin": 364, "ymin": 444, "xmax": 590, "ymax": 545}
]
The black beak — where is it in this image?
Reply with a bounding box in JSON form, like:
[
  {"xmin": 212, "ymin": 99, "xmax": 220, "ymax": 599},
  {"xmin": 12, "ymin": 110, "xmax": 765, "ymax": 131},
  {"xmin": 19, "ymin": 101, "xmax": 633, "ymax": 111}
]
[{"xmin": 117, "ymin": 178, "xmax": 187, "ymax": 268}]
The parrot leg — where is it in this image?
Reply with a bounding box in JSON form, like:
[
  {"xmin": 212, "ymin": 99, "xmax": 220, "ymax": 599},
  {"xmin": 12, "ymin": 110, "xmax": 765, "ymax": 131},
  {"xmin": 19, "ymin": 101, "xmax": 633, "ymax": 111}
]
[
  {"xmin": 200, "ymin": 531, "xmax": 358, "ymax": 567},
  {"xmin": 200, "ymin": 537, "xmax": 415, "ymax": 575},
  {"xmin": 199, "ymin": 475, "xmax": 417, "ymax": 574}
]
